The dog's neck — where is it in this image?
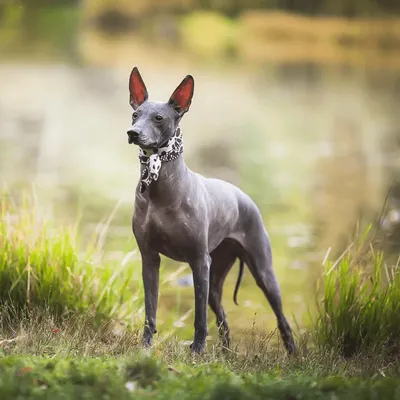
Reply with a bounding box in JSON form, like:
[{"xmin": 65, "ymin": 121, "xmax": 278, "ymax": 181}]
[{"xmin": 137, "ymin": 127, "xmax": 187, "ymax": 197}]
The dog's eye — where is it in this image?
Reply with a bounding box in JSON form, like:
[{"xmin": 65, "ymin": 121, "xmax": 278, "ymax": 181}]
[
  {"xmin": 155, "ymin": 114, "xmax": 163, "ymax": 122},
  {"xmin": 132, "ymin": 112, "xmax": 138, "ymax": 119}
]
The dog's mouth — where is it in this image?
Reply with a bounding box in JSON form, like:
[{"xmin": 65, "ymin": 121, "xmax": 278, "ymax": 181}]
[
  {"xmin": 128, "ymin": 137, "xmax": 158, "ymax": 151},
  {"xmin": 140, "ymin": 145, "xmax": 158, "ymax": 152}
]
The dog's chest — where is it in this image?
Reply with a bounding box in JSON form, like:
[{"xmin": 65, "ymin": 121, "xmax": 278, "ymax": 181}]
[{"xmin": 134, "ymin": 204, "xmax": 198, "ymax": 262}]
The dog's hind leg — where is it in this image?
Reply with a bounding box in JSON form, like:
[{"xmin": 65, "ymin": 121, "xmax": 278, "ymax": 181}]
[
  {"xmin": 209, "ymin": 239, "xmax": 239, "ymax": 349},
  {"xmin": 242, "ymin": 232, "xmax": 296, "ymax": 355}
]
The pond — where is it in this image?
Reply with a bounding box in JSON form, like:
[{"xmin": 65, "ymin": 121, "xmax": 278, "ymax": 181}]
[{"xmin": 1, "ymin": 3, "xmax": 400, "ymax": 333}]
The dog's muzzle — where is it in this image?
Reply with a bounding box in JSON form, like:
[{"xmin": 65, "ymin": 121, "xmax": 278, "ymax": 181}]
[{"xmin": 127, "ymin": 129, "xmax": 140, "ymax": 144}]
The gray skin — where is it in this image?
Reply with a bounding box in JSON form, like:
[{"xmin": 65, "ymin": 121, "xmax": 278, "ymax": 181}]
[{"xmin": 127, "ymin": 67, "xmax": 296, "ymax": 354}]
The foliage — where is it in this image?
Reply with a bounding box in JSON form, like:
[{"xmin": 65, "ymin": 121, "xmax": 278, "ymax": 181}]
[
  {"xmin": 0, "ymin": 353, "xmax": 399, "ymax": 400},
  {"xmin": 314, "ymin": 225, "xmax": 400, "ymax": 357},
  {"xmin": 0, "ymin": 192, "xmax": 141, "ymax": 324}
]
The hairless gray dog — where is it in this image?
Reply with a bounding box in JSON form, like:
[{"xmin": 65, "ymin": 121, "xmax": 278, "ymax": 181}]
[{"xmin": 127, "ymin": 67, "xmax": 296, "ymax": 354}]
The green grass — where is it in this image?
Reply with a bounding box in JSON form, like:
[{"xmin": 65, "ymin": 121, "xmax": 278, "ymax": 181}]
[
  {"xmin": 0, "ymin": 192, "xmax": 141, "ymax": 324},
  {"xmin": 314, "ymin": 224, "xmax": 400, "ymax": 358},
  {"xmin": 1, "ymin": 191, "xmax": 400, "ymax": 398},
  {"xmin": 0, "ymin": 353, "xmax": 399, "ymax": 400},
  {"xmin": 0, "ymin": 311, "xmax": 399, "ymax": 398}
]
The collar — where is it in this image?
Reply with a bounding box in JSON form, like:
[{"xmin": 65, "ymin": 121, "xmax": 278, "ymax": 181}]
[{"xmin": 138, "ymin": 127, "xmax": 183, "ymax": 193}]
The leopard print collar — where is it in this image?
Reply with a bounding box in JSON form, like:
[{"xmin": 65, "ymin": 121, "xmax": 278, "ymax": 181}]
[{"xmin": 138, "ymin": 128, "xmax": 183, "ymax": 193}]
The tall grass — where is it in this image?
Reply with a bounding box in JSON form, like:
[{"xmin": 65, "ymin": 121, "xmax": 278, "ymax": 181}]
[
  {"xmin": 314, "ymin": 225, "xmax": 400, "ymax": 357},
  {"xmin": 0, "ymin": 192, "xmax": 141, "ymax": 324},
  {"xmin": 2, "ymin": 190, "xmax": 400, "ymax": 360}
]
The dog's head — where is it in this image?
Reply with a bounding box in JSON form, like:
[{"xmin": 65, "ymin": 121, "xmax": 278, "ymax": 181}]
[{"xmin": 127, "ymin": 67, "xmax": 194, "ymax": 149}]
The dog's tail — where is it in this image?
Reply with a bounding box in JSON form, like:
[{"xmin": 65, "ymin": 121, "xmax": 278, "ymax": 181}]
[{"xmin": 233, "ymin": 258, "xmax": 244, "ymax": 306}]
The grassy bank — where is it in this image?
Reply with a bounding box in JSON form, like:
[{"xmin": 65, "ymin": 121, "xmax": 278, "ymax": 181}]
[
  {"xmin": 1, "ymin": 192, "xmax": 400, "ymax": 397},
  {"xmin": 0, "ymin": 354, "xmax": 399, "ymax": 400},
  {"xmin": 314, "ymin": 224, "xmax": 400, "ymax": 358},
  {"xmin": 0, "ymin": 192, "xmax": 141, "ymax": 325},
  {"xmin": 0, "ymin": 311, "xmax": 399, "ymax": 399}
]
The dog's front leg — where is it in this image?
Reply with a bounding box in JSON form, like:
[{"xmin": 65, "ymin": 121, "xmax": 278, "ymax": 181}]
[
  {"xmin": 189, "ymin": 253, "xmax": 211, "ymax": 354},
  {"xmin": 141, "ymin": 251, "xmax": 161, "ymax": 347}
]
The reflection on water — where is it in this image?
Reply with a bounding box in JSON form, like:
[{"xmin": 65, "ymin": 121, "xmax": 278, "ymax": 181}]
[{"xmin": 1, "ymin": 3, "xmax": 400, "ymax": 330}]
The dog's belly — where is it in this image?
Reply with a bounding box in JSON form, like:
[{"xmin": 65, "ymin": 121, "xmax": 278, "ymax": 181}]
[
  {"xmin": 144, "ymin": 217, "xmax": 200, "ymax": 263},
  {"xmin": 154, "ymin": 244, "xmax": 187, "ymax": 263},
  {"xmin": 134, "ymin": 195, "xmax": 245, "ymax": 262},
  {"xmin": 148, "ymin": 228, "xmax": 242, "ymax": 263}
]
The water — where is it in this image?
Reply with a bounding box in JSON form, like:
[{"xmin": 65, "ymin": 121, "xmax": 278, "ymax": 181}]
[{"xmin": 1, "ymin": 4, "xmax": 400, "ymax": 331}]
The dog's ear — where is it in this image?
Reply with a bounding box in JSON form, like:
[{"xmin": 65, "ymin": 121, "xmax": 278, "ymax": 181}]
[
  {"xmin": 168, "ymin": 75, "xmax": 194, "ymax": 116},
  {"xmin": 129, "ymin": 67, "xmax": 148, "ymax": 109}
]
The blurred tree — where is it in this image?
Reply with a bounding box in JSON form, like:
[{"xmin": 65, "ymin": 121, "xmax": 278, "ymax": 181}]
[
  {"xmin": 193, "ymin": 0, "xmax": 400, "ymax": 16},
  {"xmin": 0, "ymin": 0, "xmax": 80, "ymax": 59},
  {"xmin": 19, "ymin": 0, "xmax": 80, "ymax": 5},
  {"xmin": 9, "ymin": 0, "xmax": 399, "ymax": 17}
]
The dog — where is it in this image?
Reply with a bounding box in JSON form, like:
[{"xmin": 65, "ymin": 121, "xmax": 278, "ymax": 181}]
[{"xmin": 127, "ymin": 67, "xmax": 296, "ymax": 354}]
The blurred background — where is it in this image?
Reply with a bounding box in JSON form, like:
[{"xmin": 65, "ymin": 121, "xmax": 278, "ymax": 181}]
[{"xmin": 1, "ymin": 0, "xmax": 400, "ymax": 332}]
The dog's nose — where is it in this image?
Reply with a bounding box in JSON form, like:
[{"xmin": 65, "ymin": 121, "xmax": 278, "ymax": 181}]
[{"xmin": 127, "ymin": 129, "xmax": 140, "ymax": 144}]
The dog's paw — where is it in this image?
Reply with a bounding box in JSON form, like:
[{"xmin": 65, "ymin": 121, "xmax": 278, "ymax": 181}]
[
  {"xmin": 189, "ymin": 341, "xmax": 205, "ymax": 354},
  {"xmin": 142, "ymin": 334, "xmax": 153, "ymax": 349},
  {"xmin": 285, "ymin": 338, "xmax": 297, "ymax": 357}
]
